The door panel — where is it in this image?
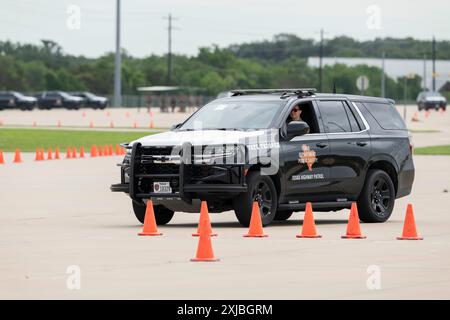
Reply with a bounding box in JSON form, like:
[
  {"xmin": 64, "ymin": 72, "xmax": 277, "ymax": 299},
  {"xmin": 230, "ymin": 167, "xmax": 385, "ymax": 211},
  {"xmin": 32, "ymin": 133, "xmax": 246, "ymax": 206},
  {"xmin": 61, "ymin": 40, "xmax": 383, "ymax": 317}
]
[{"xmin": 281, "ymin": 134, "xmax": 334, "ymax": 203}]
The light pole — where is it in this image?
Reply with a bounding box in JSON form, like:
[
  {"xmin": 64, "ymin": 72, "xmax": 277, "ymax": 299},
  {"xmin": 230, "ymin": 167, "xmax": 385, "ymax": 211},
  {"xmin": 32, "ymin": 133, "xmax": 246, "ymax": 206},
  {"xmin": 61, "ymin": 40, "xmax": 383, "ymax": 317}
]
[
  {"xmin": 114, "ymin": 0, "xmax": 121, "ymax": 107},
  {"xmin": 404, "ymin": 73, "xmax": 415, "ymax": 120}
]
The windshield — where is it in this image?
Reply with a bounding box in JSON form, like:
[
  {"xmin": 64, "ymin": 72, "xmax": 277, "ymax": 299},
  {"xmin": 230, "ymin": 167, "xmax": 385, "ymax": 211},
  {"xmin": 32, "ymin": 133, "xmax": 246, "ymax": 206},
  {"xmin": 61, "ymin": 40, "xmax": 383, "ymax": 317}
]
[
  {"xmin": 179, "ymin": 99, "xmax": 285, "ymax": 130},
  {"xmin": 83, "ymin": 92, "xmax": 95, "ymax": 98},
  {"xmin": 11, "ymin": 91, "xmax": 24, "ymax": 98}
]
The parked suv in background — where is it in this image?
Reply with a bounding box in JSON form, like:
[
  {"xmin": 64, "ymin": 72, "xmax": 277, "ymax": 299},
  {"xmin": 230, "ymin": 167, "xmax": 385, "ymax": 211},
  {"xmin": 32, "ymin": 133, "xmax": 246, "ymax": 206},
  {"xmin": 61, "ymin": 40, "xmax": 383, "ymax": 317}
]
[
  {"xmin": 111, "ymin": 89, "xmax": 415, "ymax": 227},
  {"xmin": 70, "ymin": 92, "xmax": 109, "ymax": 109},
  {"xmin": 0, "ymin": 91, "xmax": 37, "ymax": 111},
  {"xmin": 34, "ymin": 91, "xmax": 84, "ymax": 110},
  {"xmin": 417, "ymin": 91, "xmax": 447, "ymax": 111}
]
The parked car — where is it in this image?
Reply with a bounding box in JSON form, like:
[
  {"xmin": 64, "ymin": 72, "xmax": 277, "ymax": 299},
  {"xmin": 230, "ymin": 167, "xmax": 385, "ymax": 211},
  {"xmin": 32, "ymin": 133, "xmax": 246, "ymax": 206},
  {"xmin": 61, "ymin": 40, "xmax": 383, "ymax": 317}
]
[
  {"xmin": 0, "ymin": 91, "xmax": 37, "ymax": 111},
  {"xmin": 34, "ymin": 91, "xmax": 84, "ymax": 110},
  {"xmin": 70, "ymin": 92, "xmax": 109, "ymax": 109},
  {"xmin": 111, "ymin": 88, "xmax": 414, "ymax": 227},
  {"xmin": 417, "ymin": 91, "xmax": 447, "ymax": 111}
]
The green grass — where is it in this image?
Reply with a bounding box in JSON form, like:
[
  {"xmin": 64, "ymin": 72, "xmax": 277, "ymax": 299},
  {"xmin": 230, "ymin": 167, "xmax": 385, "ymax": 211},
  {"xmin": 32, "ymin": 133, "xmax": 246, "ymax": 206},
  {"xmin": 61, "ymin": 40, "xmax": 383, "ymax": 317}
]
[
  {"xmin": 0, "ymin": 128, "xmax": 157, "ymax": 152},
  {"xmin": 414, "ymin": 145, "xmax": 450, "ymax": 155}
]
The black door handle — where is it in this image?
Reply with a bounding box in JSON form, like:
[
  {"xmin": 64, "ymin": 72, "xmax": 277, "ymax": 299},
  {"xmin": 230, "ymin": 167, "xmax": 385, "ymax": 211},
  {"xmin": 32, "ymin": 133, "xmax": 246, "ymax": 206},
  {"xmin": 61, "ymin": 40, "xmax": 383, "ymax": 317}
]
[
  {"xmin": 316, "ymin": 142, "xmax": 328, "ymax": 148},
  {"xmin": 356, "ymin": 142, "xmax": 367, "ymax": 147}
]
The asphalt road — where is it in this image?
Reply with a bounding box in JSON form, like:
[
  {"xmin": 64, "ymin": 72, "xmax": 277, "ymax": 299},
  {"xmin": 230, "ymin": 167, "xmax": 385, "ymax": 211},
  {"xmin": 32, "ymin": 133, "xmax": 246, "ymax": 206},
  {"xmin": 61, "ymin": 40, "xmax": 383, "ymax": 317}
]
[{"xmin": 1, "ymin": 154, "xmax": 449, "ymax": 299}]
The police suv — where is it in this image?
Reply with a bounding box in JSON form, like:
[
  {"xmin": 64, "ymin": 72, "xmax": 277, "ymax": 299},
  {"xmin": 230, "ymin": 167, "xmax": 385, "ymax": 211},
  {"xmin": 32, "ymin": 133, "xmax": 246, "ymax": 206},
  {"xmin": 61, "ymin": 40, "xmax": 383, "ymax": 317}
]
[{"xmin": 111, "ymin": 89, "xmax": 414, "ymax": 227}]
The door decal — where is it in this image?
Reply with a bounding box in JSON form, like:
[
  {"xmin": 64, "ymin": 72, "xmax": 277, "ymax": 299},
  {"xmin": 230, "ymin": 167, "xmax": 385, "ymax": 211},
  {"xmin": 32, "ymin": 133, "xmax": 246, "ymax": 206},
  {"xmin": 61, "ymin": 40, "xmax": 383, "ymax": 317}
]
[{"xmin": 298, "ymin": 144, "xmax": 317, "ymax": 171}]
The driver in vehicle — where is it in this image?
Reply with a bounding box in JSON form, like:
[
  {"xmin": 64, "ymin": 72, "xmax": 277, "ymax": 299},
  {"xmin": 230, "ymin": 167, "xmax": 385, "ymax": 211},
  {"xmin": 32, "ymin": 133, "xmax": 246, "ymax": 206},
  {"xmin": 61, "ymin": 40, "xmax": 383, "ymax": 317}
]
[{"xmin": 288, "ymin": 104, "xmax": 310, "ymax": 134}]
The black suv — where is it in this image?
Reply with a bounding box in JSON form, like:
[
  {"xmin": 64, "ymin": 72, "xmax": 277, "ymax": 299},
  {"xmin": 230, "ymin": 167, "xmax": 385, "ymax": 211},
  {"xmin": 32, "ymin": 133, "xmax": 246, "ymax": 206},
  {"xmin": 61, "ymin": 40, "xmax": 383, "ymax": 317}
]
[
  {"xmin": 70, "ymin": 92, "xmax": 108, "ymax": 109},
  {"xmin": 0, "ymin": 91, "xmax": 37, "ymax": 110},
  {"xmin": 111, "ymin": 89, "xmax": 414, "ymax": 227},
  {"xmin": 34, "ymin": 91, "xmax": 84, "ymax": 110}
]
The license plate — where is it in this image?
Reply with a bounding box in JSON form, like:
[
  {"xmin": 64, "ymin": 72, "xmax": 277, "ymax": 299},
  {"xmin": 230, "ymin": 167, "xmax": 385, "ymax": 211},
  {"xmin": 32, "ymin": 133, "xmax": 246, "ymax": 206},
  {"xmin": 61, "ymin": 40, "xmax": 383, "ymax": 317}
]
[{"xmin": 153, "ymin": 182, "xmax": 172, "ymax": 193}]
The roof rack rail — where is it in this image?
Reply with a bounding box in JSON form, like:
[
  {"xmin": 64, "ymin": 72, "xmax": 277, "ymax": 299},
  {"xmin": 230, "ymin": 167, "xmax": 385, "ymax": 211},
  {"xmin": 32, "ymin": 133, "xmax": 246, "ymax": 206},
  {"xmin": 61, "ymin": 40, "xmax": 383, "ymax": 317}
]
[{"xmin": 230, "ymin": 88, "xmax": 317, "ymax": 99}]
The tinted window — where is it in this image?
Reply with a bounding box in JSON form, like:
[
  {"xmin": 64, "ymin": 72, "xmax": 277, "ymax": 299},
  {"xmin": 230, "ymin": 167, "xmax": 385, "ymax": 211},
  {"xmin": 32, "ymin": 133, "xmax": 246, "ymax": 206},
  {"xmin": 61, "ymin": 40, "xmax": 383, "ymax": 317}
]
[
  {"xmin": 363, "ymin": 102, "xmax": 406, "ymax": 130},
  {"xmin": 318, "ymin": 100, "xmax": 352, "ymax": 133},
  {"xmin": 343, "ymin": 102, "xmax": 361, "ymax": 131}
]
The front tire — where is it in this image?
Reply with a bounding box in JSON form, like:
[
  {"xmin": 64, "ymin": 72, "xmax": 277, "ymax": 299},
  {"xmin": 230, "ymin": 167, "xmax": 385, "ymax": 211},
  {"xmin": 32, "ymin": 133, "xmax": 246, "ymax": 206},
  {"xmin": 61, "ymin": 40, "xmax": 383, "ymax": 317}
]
[
  {"xmin": 233, "ymin": 171, "xmax": 278, "ymax": 227},
  {"xmin": 132, "ymin": 200, "xmax": 174, "ymax": 225},
  {"xmin": 357, "ymin": 169, "xmax": 395, "ymax": 223}
]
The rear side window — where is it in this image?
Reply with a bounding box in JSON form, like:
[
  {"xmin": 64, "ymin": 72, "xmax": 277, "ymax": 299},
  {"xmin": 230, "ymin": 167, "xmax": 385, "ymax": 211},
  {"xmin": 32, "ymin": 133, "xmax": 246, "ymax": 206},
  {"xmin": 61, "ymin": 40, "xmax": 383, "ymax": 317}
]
[
  {"xmin": 318, "ymin": 100, "xmax": 360, "ymax": 133},
  {"xmin": 363, "ymin": 102, "xmax": 406, "ymax": 130}
]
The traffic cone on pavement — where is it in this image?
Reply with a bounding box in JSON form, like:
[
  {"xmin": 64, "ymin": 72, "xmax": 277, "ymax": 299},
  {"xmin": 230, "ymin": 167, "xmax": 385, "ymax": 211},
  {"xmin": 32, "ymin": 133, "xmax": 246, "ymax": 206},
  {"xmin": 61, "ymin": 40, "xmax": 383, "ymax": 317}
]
[
  {"xmin": 397, "ymin": 204, "xmax": 423, "ymax": 240},
  {"xmin": 138, "ymin": 200, "xmax": 162, "ymax": 236},
  {"xmin": 115, "ymin": 144, "xmax": 121, "ymax": 155},
  {"xmin": 341, "ymin": 203, "xmax": 366, "ymax": 239},
  {"xmin": 71, "ymin": 147, "xmax": 77, "ymax": 158},
  {"xmin": 0, "ymin": 150, "xmax": 4, "ymax": 164},
  {"xmin": 411, "ymin": 112, "xmax": 419, "ymax": 122},
  {"xmin": 191, "ymin": 218, "xmax": 220, "ymax": 262},
  {"xmin": 110, "ymin": 121, "xmax": 114, "ymax": 128},
  {"xmin": 193, "ymin": 201, "xmax": 217, "ymax": 237},
  {"xmin": 296, "ymin": 202, "xmax": 322, "ymax": 238},
  {"xmin": 54, "ymin": 147, "xmax": 60, "ymax": 160},
  {"xmin": 13, "ymin": 149, "xmax": 22, "ymax": 163},
  {"xmin": 35, "ymin": 148, "xmax": 42, "ymax": 161},
  {"xmin": 47, "ymin": 147, "xmax": 53, "ymax": 160},
  {"xmin": 90, "ymin": 145, "xmax": 98, "ymax": 157},
  {"xmin": 243, "ymin": 202, "xmax": 268, "ymax": 237},
  {"xmin": 66, "ymin": 147, "xmax": 72, "ymax": 159},
  {"xmin": 79, "ymin": 146, "xmax": 85, "ymax": 158},
  {"xmin": 89, "ymin": 121, "xmax": 94, "ymax": 128},
  {"xmin": 108, "ymin": 145, "xmax": 113, "ymax": 156}
]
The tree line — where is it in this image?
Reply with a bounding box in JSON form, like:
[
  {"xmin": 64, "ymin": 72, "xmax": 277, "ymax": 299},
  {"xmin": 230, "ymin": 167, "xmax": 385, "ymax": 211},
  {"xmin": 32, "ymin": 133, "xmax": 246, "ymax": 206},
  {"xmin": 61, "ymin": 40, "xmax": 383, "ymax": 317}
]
[{"xmin": 0, "ymin": 35, "xmax": 431, "ymax": 100}]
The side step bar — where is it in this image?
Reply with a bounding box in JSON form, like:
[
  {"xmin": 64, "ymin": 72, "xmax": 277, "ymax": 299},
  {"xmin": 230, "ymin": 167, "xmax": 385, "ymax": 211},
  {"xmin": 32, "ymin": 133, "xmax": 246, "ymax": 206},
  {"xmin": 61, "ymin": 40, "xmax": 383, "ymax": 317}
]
[{"xmin": 278, "ymin": 201, "xmax": 353, "ymax": 211}]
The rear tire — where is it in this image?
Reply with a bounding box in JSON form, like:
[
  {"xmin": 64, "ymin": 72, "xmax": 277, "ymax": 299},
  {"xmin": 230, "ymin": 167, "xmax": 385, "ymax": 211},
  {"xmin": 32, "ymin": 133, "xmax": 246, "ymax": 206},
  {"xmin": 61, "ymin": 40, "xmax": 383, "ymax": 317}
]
[
  {"xmin": 357, "ymin": 169, "xmax": 395, "ymax": 223},
  {"xmin": 233, "ymin": 171, "xmax": 278, "ymax": 227},
  {"xmin": 132, "ymin": 200, "xmax": 174, "ymax": 225}
]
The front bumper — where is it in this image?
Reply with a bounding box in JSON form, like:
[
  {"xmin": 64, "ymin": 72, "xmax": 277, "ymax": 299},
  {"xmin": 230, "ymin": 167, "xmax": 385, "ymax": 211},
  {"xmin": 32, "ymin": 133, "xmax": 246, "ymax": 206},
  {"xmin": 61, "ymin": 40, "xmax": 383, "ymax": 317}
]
[{"xmin": 110, "ymin": 143, "xmax": 248, "ymax": 202}]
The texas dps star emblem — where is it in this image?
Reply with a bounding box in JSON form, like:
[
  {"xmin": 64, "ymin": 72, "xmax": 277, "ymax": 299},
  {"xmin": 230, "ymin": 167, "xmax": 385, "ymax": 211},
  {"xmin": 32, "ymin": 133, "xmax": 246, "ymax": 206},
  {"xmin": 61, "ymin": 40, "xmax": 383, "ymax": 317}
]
[{"xmin": 298, "ymin": 144, "xmax": 317, "ymax": 171}]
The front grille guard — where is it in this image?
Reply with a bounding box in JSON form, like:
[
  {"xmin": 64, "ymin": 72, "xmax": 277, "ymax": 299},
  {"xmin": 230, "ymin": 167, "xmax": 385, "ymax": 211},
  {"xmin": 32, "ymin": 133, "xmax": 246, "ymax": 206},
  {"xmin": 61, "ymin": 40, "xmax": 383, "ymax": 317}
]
[{"xmin": 129, "ymin": 143, "xmax": 247, "ymax": 203}]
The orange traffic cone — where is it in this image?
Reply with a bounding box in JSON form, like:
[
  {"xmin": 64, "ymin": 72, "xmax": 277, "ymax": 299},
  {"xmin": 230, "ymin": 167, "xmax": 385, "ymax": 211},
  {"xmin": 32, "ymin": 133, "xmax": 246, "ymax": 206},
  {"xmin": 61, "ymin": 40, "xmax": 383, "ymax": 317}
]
[
  {"xmin": 79, "ymin": 146, "xmax": 85, "ymax": 158},
  {"xmin": 411, "ymin": 112, "xmax": 419, "ymax": 122},
  {"xmin": 90, "ymin": 145, "xmax": 98, "ymax": 157},
  {"xmin": 71, "ymin": 147, "xmax": 77, "ymax": 158},
  {"xmin": 121, "ymin": 147, "xmax": 126, "ymax": 155},
  {"xmin": 66, "ymin": 147, "xmax": 72, "ymax": 159},
  {"xmin": 106, "ymin": 111, "xmax": 110, "ymax": 117},
  {"xmin": 397, "ymin": 204, "xmax": 423, "ymax": 240},
  {"xmin": 138, "ymin": 200, "xmax": 162, "ymax": 236},
  {"xmin": 132, "ymin": 121, "xmax": 137, "ymax": 128},
  {"xmin": 149, "ymin": 120, "xmax": 154, "ymax": 129},
  {"xmin": 110, "ymin": 121, "xmax": 114, "ymax": 128},
  {"xmin": 13, "ymin": 149, "xmax": 22, "ymax": 163},
  {"xmin": 125, "ymin": 111, "xmax": 130, "ymax": 118},
  {"xmin": 35, "ymin": 148, "xmax": 42, "ymax": 161},
  {"xmin": 191, "ymin": 218, "xmax": 220, "ymax": 262},
  {"xmin": 47, "ymin": 147, "xmax": 53, "ymax": 160},
  {"xmin": 342, "ymin": 203, "xmax": 366, "ymax": 239},
  {"xmin": 193, "ymin": 201, "xmax": 217, "ymax": 237},
  {"xmin": 115, "ymin": 144, "xmax": 121, "ymax": 155},
  {"xmin": 54, "ymin": 147, "xmax": 60, "ymax": 160},
  {"xmin": 0, "ymin": 150, "xmax": 4, "ymax": 164},
  {"xmin": 82, "ymin": 111, "xmax": 86, "ymax": 118},
  {"xmin": 98, "ymin": 145, "xmax": 104, "ymax": 156},
  {"xmin": 108, "ymin": 145, "xmax": 113, "ymax": 156},
  {"xmin": 57, "ymin": 120, "xmax": 62, "ymax": 127},
  {"xmin": 244, "ymin": 202, "xmax": 268, "ymax": 237},
  {"xmin": 296, "ymin": 202, "xmax": 322, "ymax": 238},
  {"xmin": 32, "ymin": 121, "xmax": 37, "ymax": 127},
  {"xmin": 89, "ymin": 120, "xmax": 94, "ymax": 128}
]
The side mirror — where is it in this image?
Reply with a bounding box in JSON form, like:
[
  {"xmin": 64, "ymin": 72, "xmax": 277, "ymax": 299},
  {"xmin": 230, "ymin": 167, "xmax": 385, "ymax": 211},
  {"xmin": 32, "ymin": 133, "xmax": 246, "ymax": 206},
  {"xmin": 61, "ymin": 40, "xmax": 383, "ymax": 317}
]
[
  {"xmin": 170, "ymin": 123, "xmax": 182, "ymax": 131},
  {"xmin": 286, "ymin": 121, "xmax": 309, "ymax": 139}
]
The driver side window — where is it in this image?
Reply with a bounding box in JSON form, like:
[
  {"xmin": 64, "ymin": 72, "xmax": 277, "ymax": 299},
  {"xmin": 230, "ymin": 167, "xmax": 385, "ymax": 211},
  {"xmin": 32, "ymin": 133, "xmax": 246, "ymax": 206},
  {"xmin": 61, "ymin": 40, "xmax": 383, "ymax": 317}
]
[{"xmin": 285, "ymin": 102, "xmax": 319, "ymax": 134}]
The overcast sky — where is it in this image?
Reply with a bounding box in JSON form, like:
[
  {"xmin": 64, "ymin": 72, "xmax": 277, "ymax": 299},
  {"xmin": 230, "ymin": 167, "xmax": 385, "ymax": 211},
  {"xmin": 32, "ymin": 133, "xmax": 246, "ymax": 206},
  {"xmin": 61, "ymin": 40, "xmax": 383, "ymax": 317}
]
[{"xmin": 1, "ymin": 0, "xmax": 449, "ymax": 58}]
